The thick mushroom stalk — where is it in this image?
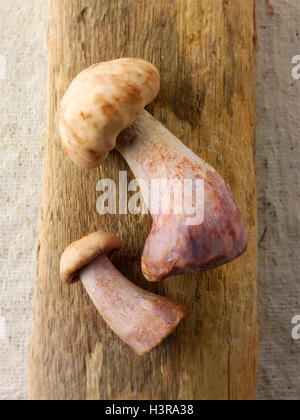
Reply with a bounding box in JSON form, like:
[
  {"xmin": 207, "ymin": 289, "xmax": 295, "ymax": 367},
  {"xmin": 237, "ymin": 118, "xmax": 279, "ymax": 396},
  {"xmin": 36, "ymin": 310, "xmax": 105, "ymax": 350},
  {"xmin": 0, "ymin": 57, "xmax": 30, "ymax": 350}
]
[
  {"xmin": 60, "ymin": 233, "xmax": 186, "ymax": 355},
  {"xmin": 80, "ymin": 254, "xmax": 185, "ymax": 355},
  {"xmin": 117, "ymin": 111, "xmax": 248, "ymax": 281}
]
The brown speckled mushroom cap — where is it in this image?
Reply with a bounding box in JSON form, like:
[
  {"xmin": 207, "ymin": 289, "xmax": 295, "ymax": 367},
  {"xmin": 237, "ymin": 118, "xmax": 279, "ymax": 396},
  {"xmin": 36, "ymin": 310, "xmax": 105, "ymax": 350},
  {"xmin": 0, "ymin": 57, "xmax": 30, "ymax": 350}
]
[
  {"xmin": 59, "ymin": 58, "xmax": 160, "ymax": 169},
  {"xmin": 60, "ymin": 232, "xmax": 122, "ymax": 284}
]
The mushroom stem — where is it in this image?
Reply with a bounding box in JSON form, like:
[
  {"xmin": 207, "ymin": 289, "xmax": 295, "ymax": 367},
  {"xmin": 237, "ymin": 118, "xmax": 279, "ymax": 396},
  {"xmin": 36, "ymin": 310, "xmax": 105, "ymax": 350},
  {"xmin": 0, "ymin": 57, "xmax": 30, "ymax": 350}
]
[
  {"xmin": 117, "ymin": 110, "xmax": 247, "ymax": 281},
  {"xmin": 79, "ymin": 254, "xmax": 186, "ymax": 355}
]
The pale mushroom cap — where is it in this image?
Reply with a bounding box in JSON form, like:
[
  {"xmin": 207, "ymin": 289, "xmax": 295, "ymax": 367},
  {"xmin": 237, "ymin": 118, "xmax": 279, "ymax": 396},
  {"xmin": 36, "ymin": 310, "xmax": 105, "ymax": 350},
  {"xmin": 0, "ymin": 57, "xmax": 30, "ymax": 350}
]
[
  {"xmin": 60, "ymin": 232, "xmax": 122, "ymax": 284},
  {"xmin": 59, "ymin": 58, "xmax": 161, "ymax": 169}
]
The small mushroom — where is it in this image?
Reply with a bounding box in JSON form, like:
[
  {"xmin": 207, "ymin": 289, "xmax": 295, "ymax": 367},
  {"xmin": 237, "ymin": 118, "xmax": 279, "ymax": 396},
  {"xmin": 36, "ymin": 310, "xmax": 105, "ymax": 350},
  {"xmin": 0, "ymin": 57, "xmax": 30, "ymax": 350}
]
[
  {"xmin": 59, "ymin": 58, "xmax": 247, "ymax": 282},
  {"xmin": 60, "ymin": 232, "xmax": 186, "ymax": 355}
]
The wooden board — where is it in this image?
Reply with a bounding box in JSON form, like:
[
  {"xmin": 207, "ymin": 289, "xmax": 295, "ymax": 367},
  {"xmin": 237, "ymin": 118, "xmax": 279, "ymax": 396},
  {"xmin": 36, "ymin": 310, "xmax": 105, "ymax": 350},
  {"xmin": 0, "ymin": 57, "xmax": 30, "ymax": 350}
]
[{"xmin": 29, "ymin": 0, "xmax": 257, "ymax": 400}]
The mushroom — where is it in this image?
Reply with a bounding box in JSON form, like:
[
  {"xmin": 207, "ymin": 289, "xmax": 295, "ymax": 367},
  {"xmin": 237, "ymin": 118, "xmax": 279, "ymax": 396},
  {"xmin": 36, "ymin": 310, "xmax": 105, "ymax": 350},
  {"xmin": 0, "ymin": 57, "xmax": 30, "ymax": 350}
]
[
  {"xmin": 117, "ymin": 112, "xmax": 248, "ymax": 281},
  {"xmin": 60, "ymin": 232, "xmax": 186, "ymax": 355},
  {"xmin": 59, "ymin": 58, "xmax": 160, "ymax": 169},
  {"xmin": 59, "ymin": 58, "xmax": 247, "ymax": 282}
]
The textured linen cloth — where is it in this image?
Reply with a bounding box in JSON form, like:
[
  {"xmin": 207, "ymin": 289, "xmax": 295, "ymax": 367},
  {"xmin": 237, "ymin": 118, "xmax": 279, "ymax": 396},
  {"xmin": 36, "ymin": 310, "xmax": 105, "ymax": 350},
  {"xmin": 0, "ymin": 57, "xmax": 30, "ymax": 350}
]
[
  {"xmin": 0, "ymin": 0, "xmax": 299, "ymax": 400},
  {"xmin": 0, "ymin": 0, "xmax": 47, "ymax": 400},
  {"xmin": 256, "ymin": 0, "xmax": 300, "ymax": 400}
]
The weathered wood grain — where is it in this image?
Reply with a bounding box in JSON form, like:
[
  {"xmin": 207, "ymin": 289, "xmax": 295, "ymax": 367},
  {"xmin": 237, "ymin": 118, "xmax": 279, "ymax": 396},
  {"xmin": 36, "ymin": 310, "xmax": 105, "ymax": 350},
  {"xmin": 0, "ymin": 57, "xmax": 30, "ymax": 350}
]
[{"xmin": 29, "ymin": 0, "xmax": 257, "ymax": 400}]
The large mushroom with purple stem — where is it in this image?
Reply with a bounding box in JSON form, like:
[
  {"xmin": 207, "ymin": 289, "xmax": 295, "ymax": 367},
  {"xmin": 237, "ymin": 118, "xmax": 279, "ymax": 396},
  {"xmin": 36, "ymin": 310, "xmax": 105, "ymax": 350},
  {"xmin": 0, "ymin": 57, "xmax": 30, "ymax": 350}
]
[{"xmin": 59, "ymin": 58, "xmax": 247, "ymax": 282}]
